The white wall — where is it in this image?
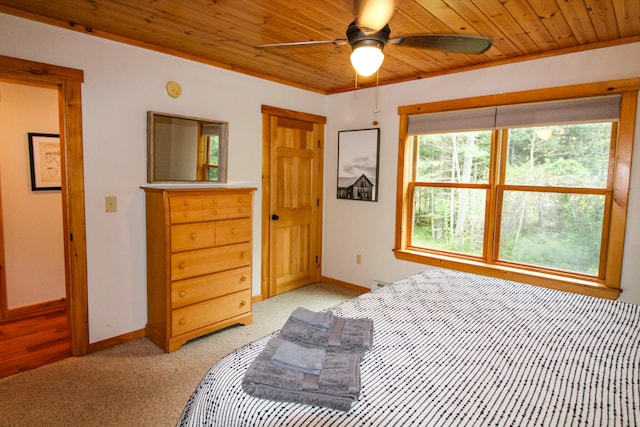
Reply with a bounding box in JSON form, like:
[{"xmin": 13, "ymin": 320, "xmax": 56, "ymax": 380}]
[
  {"xmin": 324, "ymin": 42, "xmax": 640, "ymax": 305},
  {"xmin": 0, "ymin": 82, "xmax": 66, "ymax": 308},
  {"xmin": 0, "ymin": 12, "xmax": 325, "ymax": 343}
]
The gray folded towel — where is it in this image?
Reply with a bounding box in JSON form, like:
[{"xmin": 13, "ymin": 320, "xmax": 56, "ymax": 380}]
[
  {"xmin": 290, "ymin": 307, "xmax": 335, "ymax": 331},
  {"xmin": 271, "ymin": 340, "xmax": 326, "ymax": 375},
  {"xmin": 279, "ymin": 315, "xmax": 373, "ymax": 354},
  {"xmin": 242, "ymin": 337, "xmax": 361, "ymax": 411}
]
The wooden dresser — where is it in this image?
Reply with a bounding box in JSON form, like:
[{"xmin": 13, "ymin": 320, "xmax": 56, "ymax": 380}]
[{"xmin": 142, "ymin": 186, "xmax": 256, "ymax": 352}]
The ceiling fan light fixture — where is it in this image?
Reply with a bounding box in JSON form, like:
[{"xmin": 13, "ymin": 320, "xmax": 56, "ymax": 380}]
[
  {"xmin": 350, "ymin": 45, "xmax": 384, "ymax": 76},
  {"xmin": 260, "ymin": 17, "xmax": 493, "ymax": 84},
  {"xmin": 346, "ymin": 21, "xmax": 389, "ymax": 76}
]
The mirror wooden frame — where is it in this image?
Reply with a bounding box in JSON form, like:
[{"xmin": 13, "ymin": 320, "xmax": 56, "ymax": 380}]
[{"xmin": 147, "ymin": 111, "xmax": 228, "ymax": 183}]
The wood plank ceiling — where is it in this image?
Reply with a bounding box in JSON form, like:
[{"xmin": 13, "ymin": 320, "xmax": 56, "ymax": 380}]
[{"xmin": 0, "ymin": 0, "xmax": 639, "ymax": 94}]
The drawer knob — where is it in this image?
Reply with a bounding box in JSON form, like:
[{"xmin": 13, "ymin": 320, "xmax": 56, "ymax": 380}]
[
  {"xmin": 231, "ymin": 227, "xmax": 237, "ymax": 235},
  {"xmin": 179, "ymin": 290, "xmax": 186, "ymax": 298},
  {"xmin": 239, "ymin": 300, "xmax": 246, "ymax": 307},
  {"xmin": 178, "ymin": 262, "xmax": 186, "ymax": 270},
  {"xmin": 190, "ymin": 232, "xmax": 198, "ymax": 240},
  {"xmin": 240, "ymin": 276, "xmax": 247, "ymax": 282},
  {"xmin": 179, "ymin": 318, "xmax": 186, "ymax": 325},
  {"xmin": 183, "ymin": 200, "xmax": 190, "ymax": 206}
]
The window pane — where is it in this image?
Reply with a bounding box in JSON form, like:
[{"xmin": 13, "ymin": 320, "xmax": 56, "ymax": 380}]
[
  {"xmin": 207, "ymin": 167, "xmax": 218, "ymax": 181},
  {"xmin": 416, "ymin": 131, "xmax": 491, "ymax": 183},
  {"xmin": 499, "ymin": 191, "xmax": 604, "ymax": 275},
  {"xmin": 208, "ymin": 136, "xmax": 219, "ymax": 166},
  {"xmin": 505, "ymin": 123, "xmax": 612, "ymax": 188},
  {"xmin": 207, "ymin": 136, "xmax": 220, "ymax": 181},
  {"xmin": 412, "ymin": 186, "xmax": 486, "ymax": 256}
]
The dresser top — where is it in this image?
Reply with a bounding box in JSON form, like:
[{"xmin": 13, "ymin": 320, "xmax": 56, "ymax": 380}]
[{"xmin": 141, "ymin": 184, "xmax": 257, "ymax": 193}]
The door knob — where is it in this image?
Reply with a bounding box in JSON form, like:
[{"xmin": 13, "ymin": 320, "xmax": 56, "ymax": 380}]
[{"xmin": 271, "ymin": 214, "xmax": 279, "ymax": 220}]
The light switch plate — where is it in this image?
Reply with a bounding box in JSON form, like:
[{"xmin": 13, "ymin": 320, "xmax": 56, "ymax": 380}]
[{"xmin": 105, "ymin": 196, "xmax": 117, "ymax": 213}]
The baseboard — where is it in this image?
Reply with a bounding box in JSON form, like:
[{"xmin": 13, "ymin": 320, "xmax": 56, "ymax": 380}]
[
  {"xmin": 88, "ymin": 329, "xmax": 145, "ymax": 354},
  {"xmin": 89, "ymin": 280, "xmax": 364, "ymax": 353},
  {"xmin": 3, "ymin": 298, "xmax": 66, "ymax": 322},
  {"xmin": 252, "ymin": 279, "xmax": 369, "ymax": 302},
  {"xmin": 321, "ymin": 276, "xmax": 370, "ymax": 294}
]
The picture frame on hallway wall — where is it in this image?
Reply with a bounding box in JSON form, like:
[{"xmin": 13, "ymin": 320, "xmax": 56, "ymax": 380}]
[
  {"xmin": 28, "ymin": 133, "xmax": 61, "ymax": 191},
  {"xmin": 336, "ymin": 128, "xmax": 380, "ymax": 202}
]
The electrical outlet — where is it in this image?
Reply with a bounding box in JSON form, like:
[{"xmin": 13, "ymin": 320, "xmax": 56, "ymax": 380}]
[
  {"xmin": 372, "ymin": 280, "xmax": 389, "ymax": 289},
  {"xmin": 105, "ymin": 196, "xmax": 117, "ymax": 213},
  {"xmin": 356, "ymin": 254, "xmax": 362, "ymax": 264}
]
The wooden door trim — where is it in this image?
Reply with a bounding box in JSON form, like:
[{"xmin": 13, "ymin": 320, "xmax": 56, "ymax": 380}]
[
  {"xmin": 261, "ymin": 105, "xmax": 326, "ymax": 299},
  {"xmin": 0, "ymin": 54, "xmax": 89, "ymax": 356},
  {"xmin": 0, "ymin": 179, "xmax": 6, "ymax": 318}
]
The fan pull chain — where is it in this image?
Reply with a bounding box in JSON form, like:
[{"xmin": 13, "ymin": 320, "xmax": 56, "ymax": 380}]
[{"xmin": 372, "ymin": 71, "xmax": 380, "ymax": 126}]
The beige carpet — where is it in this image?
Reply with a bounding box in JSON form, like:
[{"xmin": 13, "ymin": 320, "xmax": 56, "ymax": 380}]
[{"xmin": 0, "ymin": 283, "xmax": 362, "ymax": 427}]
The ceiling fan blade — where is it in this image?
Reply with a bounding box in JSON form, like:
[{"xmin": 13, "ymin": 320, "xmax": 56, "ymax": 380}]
[
  {"xmin": 390, "ymin": 34, "xmax": 492, "ymax": 54},
  {"xmin": 355, "ymin": 0, "xmax": 396, "ymax": 33},
  {"xmin": 256, "ymin": 39, "xmax": 348, "ymax": 48}
]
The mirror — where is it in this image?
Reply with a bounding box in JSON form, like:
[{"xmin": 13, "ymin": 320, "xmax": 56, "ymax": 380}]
[{"xmin": 147, "ymin": 111, "xmax": 228, "ymax": 183}]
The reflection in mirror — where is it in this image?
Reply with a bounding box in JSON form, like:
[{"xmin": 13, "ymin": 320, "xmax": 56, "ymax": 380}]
[{"xmin": 147, "ymin": 111, "xmax": 228, "ymax": 183}]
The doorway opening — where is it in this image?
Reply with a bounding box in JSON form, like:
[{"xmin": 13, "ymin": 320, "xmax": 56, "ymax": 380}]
[{"xmin": 0, "ymin": 55, "xmax": 88, "ymax": 377}]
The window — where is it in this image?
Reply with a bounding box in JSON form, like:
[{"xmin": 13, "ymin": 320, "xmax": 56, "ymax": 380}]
[
  {"xmin": 395, "ymin": 80, "xmax": 639, "ymax": 298},
  {"xmin": 198, "ymin": 123, "xmax": 227, "ymax": 182},
  {"xmin": 199, "ymin": 123, "xmax": 227, "ymax": 182},
  {"xmin": 205, "ymin": 134, "xmax": 219, "ymax": 180}
]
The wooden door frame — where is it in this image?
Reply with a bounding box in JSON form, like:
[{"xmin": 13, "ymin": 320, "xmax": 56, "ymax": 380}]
[
  {"xmin": 260, "ymin": 105, "xmax": 325, "ymax": 299},
  {"xmin": 0, "ymin": 55, "xmax": 89, "ymax": 356}
]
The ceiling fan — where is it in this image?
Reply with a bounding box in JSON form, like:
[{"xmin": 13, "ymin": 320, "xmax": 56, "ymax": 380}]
[{"xmin": 256, "ymin": 0, "xmax": 492, "ymax": 77}]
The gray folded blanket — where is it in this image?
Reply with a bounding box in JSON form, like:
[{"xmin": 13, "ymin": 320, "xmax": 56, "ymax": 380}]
[
  {"xmin": 290, "ymin": 307, "xmax": 335, "ymax": 331},
  {"xmin": 242, "ymin": 337, "xmax": 361, "ymax": 411},
  {"xmin": 271, "ymin": 339, "xmax": 326, "ymax": 375},
  {"xmin": 279, "ymin": 314, "xmax": 373, "ymax": 354}
]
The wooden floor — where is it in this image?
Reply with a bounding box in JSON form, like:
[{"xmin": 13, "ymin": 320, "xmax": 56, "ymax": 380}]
[{"xmin": 0, "ymin": 308, "xmax": 71, "ymax": 378}]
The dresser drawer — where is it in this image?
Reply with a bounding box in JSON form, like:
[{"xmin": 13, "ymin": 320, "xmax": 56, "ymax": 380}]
[
  {"xmin": 171, "ymin": 222, "xmax": 216, "ymax": 252},
  {"xmin": 171, "ymin": 242, "xmax": 251, "ymax": 281},
  {"xmin": 171, "ymin": 266, "xmax": 251, "ymax": 309},
  {"xmin": 172, "ymin": 290, "xmax": 251, "ymax": 335},
  {"xmin": 169, "ymin": 196, "xmax": 204, "ymax": 224},
  {"xmin": 203, "ymin": 193, "xmax": 252, "ymax": 221},
  {"xmin": 216, "ymin": 218, "xmax": 251, "ymax": 246}
]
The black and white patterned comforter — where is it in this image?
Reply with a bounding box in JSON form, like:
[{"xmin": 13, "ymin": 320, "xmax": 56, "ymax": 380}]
[{"xmin": 177, "ymin": 269, "xmax": 640, "ymax": 426}]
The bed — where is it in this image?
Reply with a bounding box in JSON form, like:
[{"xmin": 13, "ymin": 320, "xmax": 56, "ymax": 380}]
[{"xmin": 177, "ymin": 269, "xmax": 640, "ymax": 426}]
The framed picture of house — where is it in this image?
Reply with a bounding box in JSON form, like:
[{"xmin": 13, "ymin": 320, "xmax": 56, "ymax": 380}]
[
  {"xmin": 28, "ymin": 133, "xmax": 61, "ymax": 191},
  {"xmin": 337, "ymin": 128, "xmax": 380, "ymax": 202}
]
